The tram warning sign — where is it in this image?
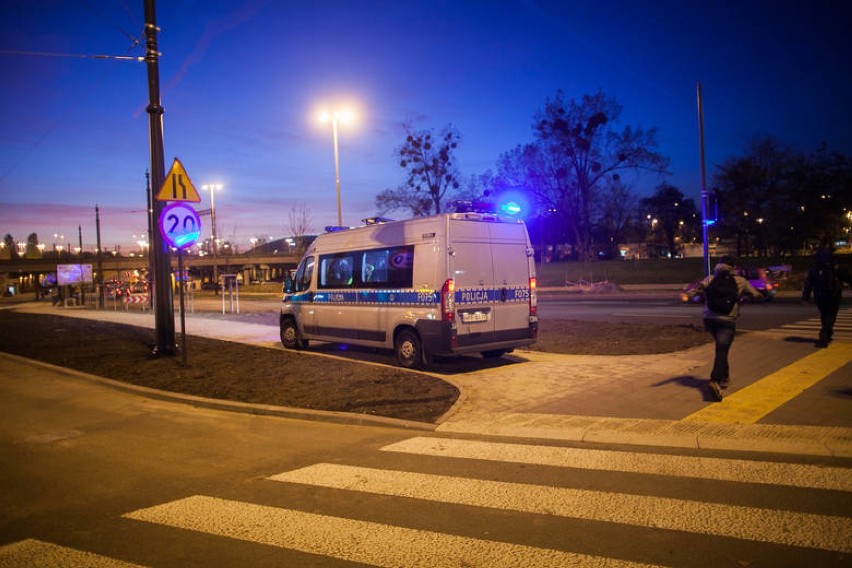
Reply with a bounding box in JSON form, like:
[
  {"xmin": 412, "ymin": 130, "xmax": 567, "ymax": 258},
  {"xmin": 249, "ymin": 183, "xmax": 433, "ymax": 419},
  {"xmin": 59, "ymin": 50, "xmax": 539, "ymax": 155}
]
[{"xmin": 156, "ymin": 158, "xmax": 201, "ymax": 202}]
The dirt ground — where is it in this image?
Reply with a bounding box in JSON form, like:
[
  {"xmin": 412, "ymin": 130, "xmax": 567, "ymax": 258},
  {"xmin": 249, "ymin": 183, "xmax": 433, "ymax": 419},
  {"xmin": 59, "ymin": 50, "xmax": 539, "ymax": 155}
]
[{"xmin": 0, "ymin": 305, "xmax": 709, "ymax": 423}]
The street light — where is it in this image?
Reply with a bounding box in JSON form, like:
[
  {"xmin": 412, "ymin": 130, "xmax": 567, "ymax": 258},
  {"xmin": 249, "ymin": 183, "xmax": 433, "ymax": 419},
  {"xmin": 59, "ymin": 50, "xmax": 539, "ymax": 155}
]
[
  {"xmin": 202, "ymin": 183, "xmax": 223, "ymax": 291},
  {"xmin": 318, "ymin": 109, "xmax": 353, "ymax": 227}
]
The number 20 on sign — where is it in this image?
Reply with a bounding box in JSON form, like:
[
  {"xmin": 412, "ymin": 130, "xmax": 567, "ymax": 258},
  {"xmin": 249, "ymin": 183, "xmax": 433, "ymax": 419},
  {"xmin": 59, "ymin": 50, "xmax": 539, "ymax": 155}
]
[{"xmin": 159, "ymin": 203, "xmax": 202, "ymax": 249}]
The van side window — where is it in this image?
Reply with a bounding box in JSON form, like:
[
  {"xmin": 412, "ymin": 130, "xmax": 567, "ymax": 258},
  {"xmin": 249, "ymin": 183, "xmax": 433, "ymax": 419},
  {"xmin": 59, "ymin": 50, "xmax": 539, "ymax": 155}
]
[
  {"xmin": 320, "ymin": 254, "xmax": 355, "ymax": 288},
  {"xmin": 384, "ymin": 246, "xmax": 414, "ymax": 288},
  {"xmin": 318, "ymin": 246, "xmax": 414, "ymax": 289}
]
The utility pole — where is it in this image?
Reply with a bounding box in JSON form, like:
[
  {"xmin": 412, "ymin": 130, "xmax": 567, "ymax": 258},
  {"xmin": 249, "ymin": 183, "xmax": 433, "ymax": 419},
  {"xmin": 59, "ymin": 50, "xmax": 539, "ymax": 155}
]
[
  {"xmin": 96, "ymin": 205, "xmax": 103, "ymax": 308},
  {"xmin": 144, "ymin": 0, "xmax": 176, "ymax": 356},
  {"xmin": 697, "ymin": 81, "xmax": 711, "ymax": 277}
]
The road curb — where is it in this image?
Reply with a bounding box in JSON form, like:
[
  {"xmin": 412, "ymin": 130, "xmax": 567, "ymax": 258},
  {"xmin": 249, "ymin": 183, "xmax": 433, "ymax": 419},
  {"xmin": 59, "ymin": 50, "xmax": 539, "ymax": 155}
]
[
  {"xmin": 0, "ymin": 352, "xmax": 436, "ymax": 433},
  {"xmin": 5, "ymin": 351, "xmax": 850, "ymax": 458}
]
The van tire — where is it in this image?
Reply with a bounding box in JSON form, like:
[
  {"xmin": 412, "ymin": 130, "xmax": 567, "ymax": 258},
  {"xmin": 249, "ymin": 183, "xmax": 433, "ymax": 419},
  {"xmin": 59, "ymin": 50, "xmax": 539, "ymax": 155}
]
[
  {"xmin": 395, "ymin": 329, "xmax": 423, "ymax": 369},
  {"xmin": 280, "ymin": 317, "xmax": 307, "ymax": 350}
]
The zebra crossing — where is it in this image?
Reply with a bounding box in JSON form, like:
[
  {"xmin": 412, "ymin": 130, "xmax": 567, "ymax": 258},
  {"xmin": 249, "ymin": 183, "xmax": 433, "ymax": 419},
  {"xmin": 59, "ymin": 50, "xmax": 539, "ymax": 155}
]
[
  {"xmin": 756, "ymin": 307, "xmax": 852, "ymax": 342},
  {"xmin": 2, "ymin": 436, "xmax": 850, "ymax": 567}
]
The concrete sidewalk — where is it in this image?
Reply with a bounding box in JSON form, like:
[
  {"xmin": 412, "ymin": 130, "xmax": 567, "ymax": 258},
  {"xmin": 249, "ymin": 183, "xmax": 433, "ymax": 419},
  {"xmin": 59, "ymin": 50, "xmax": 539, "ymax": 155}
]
[{"xmin": 8, "ymin": 301, "xmax": 852, "ymax": 458}]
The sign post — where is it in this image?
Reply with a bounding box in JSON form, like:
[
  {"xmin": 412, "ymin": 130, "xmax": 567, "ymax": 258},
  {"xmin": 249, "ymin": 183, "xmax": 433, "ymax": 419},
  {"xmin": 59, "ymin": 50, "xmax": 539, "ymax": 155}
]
[{"xmin": 159, "ymin": 200, "xmax": 201, "ymax": 366}]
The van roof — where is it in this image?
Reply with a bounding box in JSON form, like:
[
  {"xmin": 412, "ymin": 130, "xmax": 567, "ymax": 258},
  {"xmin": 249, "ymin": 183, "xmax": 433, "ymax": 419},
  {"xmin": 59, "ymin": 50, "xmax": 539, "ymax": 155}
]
[{"xmin": 324, "ymin": 211, "xmax": 524, "ymax": 233}]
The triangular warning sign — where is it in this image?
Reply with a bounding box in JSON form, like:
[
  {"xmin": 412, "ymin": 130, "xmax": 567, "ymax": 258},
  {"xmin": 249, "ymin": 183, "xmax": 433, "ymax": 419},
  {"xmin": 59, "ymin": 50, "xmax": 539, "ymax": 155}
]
[{"xmin": 156, "ymin": 158, "xmax": 201, "ymax": 202}]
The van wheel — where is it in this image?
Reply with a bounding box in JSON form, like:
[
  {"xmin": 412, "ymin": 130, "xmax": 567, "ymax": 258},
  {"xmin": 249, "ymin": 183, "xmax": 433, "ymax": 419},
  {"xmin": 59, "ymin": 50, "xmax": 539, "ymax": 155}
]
[
  {"xmin": 395, "ymin": 329, "xmax": 423, "ymax": 369},
  {"xmin": 280, "ymin": 317, "xmax": 307, "ymax": 350},
  {"xmin": 481, "ymin": 349, "xmax": 508, "ymax": 359}
]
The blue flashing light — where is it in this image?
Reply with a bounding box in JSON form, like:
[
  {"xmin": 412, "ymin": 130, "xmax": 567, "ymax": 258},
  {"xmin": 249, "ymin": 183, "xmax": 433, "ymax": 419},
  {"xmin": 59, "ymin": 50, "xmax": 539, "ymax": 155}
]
[
  {"xmin": 494, "ymin": 189, "xmax": 530, "ymax": 218},
  {"xmin": 501, "ymin": 201, "xmax": 522, "ymax": 215}
]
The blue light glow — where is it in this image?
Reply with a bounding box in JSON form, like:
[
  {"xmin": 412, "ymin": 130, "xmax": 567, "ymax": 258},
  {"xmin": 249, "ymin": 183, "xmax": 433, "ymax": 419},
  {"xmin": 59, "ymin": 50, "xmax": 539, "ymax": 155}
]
[{"xmin": 501, "ymin": 201, "xmax": 522, "ymax": 215}]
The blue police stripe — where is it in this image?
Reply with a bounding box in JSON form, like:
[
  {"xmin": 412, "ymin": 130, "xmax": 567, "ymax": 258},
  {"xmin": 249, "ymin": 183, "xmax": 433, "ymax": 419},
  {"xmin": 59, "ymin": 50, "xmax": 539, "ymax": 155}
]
[
  {"xmin": 287, "ymin": 286, "xmax": 531, "ymax": 306},
  {"xmin": 456, "ymin": 286, "xmax": 531, "ymax": 305},
  {"xmin": 309, "ymin": 289, "xmax": 440, "ymax": 305}
]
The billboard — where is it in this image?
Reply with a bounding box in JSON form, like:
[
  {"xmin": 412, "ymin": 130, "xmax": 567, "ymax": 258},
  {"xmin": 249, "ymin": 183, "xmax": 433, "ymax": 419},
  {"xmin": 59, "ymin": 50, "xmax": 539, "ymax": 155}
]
[{"xmin": 57, "ymin": 264, "xmax": 94, "ymax": 285}]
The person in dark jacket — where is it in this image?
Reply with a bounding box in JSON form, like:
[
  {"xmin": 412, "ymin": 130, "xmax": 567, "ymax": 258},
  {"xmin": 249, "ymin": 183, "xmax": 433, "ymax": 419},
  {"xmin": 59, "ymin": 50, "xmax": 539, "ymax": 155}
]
[
  {"xmin": 684, "ymin": 256, "xmax": 762, "ymax": 401},
  {"xmin": 802, "ymin": 248, "xmax": 851, "ymax": 348}
]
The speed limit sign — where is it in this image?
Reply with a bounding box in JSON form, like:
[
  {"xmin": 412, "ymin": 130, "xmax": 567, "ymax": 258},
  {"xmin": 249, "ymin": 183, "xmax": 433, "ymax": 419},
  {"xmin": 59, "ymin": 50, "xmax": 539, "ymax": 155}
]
[{"xmin": 159, "ymin": 202, "xmax": 202, "ymax": 249}]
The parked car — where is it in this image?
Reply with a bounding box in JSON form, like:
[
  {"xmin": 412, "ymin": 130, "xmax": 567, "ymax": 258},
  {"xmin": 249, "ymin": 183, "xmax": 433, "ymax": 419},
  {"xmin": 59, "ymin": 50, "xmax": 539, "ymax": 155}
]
[{"xmin": 740, "ymin": 265, "xmax": 777, "ymax": 300}]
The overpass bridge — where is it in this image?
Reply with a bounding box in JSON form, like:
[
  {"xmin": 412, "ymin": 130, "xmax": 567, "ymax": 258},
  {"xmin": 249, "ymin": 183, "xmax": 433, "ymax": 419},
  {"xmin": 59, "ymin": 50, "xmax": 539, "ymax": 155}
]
[{"xmin": 0, "ymin": 253, "xmax": 301, "ymax": 294}]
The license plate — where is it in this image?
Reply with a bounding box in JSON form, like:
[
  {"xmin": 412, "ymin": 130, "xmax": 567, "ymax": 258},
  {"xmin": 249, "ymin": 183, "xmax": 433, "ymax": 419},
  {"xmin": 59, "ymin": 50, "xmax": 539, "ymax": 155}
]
[{"xmin": 461, "ymin": 311, "xmax": 489, "ymax": 323}]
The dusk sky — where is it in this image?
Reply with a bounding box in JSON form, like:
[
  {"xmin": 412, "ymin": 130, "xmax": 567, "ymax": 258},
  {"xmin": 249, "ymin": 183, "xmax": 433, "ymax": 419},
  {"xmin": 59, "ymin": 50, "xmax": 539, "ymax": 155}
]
[{"xmin": 2, "ymin": 0, "xmax": 850, "ymax": 253}]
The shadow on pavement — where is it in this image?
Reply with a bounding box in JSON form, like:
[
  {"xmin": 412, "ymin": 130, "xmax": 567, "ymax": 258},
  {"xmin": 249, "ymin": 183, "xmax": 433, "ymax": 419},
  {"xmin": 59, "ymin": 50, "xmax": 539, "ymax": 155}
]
[
  {"xmin": 309, "ymin": 342, "xmax": 527, "ymax": 375},
  {"xmin": 651, "ymin": 374, "xmax": 719, "ymax": 402}
]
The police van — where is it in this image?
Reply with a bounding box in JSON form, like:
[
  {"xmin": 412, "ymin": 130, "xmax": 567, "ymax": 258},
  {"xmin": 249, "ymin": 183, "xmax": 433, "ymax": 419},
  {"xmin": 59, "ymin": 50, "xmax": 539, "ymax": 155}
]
[{"xmin": 280, "ymin": 211, "xmax": 538, "ymax": 368}]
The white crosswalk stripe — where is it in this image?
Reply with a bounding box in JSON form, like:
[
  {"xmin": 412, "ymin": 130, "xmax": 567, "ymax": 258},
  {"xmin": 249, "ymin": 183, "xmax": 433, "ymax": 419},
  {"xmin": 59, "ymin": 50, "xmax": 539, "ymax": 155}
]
[
  {"xmin": 131, "ymin": 436, "xmax": 850, "ymax": 561},
  {"xmin": 757, "ymin": 308, "xmax": 852, "ymax": 341},
  {"xmin": 380, "ymin": 436, "xmax": 852, "ymax": 491},
  {"xmin": 124, "ymin": 495, "xmax": 659, "ymax": 568},
  {"xmin": 269, "ymin": 463, "xmax": 851, "ymax": 553},
  {"xmin": 0, "ymin": 539, "xmax": 147, "ymax": 567},
  {"xmin": 13, "ymin": 437, "xmax": 851, "ymax": 566}
]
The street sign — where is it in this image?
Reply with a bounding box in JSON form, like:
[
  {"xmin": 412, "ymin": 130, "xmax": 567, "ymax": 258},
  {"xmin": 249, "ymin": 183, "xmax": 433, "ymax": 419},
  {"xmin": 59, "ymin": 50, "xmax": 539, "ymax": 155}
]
[
  {"xmin": 159, "ymin": 203, "xmax": 202, "ymax": 249},
  {"xmin": 156, "ymin": 158, "xmax": 201, "ymax": 202}
]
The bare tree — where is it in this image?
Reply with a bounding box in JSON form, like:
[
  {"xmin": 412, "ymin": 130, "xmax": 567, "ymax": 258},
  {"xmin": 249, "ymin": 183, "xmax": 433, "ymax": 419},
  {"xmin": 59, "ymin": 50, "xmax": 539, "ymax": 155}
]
[
  {"xmin": 640, "ymin": 184, "xmax": 698, "ymax": 257},
  {"xmin": 497, "ymin": 90, "xmax": 667, "ymax": 260},
  {"xmin": 713, "ymin": 137, "xmax": 799, "ymax": 256},
  {"xmin": 376, "ymin": 123, "xmax": 462, "ymax": 216},
  {"xmin": 597, "ymin": 179, "xmax": 639, "ymax": 258},
  {"xmin": 288, "ymin": 203, "xmax": 314, "ymax": 253}
]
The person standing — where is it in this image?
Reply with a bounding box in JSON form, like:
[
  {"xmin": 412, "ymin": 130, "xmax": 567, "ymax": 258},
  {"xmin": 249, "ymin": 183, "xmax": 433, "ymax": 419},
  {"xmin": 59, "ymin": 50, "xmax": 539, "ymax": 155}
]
[
  {"xmin": 802, "ymin": 248, "xmax": 851, "ymax": 348},
  {"xmin": 684, "ymin": 256, "xmax": 763, "ymax": 401}
]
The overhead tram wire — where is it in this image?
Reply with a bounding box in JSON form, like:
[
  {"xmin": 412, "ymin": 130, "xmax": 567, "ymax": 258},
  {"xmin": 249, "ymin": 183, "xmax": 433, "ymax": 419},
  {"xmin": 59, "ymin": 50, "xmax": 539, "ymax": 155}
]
[{"xmin": 0, "ymin": 49, "xmax": 144, "ymax": 62}]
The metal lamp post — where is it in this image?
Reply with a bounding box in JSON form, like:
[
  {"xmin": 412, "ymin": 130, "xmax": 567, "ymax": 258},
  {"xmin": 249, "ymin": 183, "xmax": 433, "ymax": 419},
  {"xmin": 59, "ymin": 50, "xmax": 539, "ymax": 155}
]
[
  {"xmin": 202, "ymin": 183, "xmax": 222, "ymax": 292},
  {"xmin": 319, "ymin": 109, "xmax": 353, "ymax": 227}
]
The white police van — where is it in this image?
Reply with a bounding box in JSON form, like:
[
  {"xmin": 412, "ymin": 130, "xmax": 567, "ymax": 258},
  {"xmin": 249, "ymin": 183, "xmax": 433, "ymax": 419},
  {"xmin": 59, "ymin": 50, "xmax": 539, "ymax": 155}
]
[{"xmin": 280, "ymin": 211, "xmax": 538, "ymax": 368}]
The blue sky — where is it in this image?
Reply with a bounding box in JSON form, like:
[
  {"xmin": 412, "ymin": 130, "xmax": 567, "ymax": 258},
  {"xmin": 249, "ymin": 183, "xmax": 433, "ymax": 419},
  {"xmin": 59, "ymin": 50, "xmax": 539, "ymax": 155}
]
[{"xmin": 2, "ymin": 0, "xmax": 850, "ymax": 252}]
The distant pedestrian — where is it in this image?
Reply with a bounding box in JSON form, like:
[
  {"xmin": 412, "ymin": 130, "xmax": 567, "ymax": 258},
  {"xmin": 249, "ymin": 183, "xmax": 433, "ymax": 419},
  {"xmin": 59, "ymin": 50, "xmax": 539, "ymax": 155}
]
[
  {"xmin": 683, "ymin": 256, "xmax": 763, "ymax": 401},
  {"xmin": 801, "ymin": 248, "xmax": 851, "ymax": 348}
]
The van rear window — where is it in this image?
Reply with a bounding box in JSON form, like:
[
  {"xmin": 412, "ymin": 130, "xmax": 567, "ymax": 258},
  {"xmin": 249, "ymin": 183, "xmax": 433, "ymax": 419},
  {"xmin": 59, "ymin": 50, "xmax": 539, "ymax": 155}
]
[{"xmin": 318, "ymin": 245, "xmax": 414, "ymax": 289}]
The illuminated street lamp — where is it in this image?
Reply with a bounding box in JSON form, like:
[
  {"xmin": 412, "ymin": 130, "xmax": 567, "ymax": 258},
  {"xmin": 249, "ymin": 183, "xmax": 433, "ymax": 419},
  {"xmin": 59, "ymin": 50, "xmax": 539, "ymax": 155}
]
[
  {"xmin": 202, "ymin": 183, "xmax": 223, "ymax": 290},
  {"xmin": 318, "ymin": 109, "xmax": 354, "ymax": 227}
]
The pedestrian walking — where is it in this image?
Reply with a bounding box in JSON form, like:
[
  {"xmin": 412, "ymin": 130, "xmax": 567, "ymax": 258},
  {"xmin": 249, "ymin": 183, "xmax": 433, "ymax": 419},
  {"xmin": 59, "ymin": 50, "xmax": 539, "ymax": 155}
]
[
  {"xmin": 801, "ymin": 248, "xmax": 851, "ymax": 348},
  {"xmin": 683, "ymin": 256, "xmax": 763, "ymax": 401}
]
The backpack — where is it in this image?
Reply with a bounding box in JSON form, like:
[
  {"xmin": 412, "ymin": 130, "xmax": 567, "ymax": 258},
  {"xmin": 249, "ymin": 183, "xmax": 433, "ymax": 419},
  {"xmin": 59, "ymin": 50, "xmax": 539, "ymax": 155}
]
[
  {"xmin": 812, "ymin": 263, "xmax": 839, "ymax": 296},
  {"xmin": 705, "ymin": 272, "xmax": 738, "ymax": 314}
]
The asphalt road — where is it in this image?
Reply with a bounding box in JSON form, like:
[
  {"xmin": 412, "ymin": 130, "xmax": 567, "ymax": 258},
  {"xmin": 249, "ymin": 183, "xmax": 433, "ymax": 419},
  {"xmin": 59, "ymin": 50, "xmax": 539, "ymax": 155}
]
[
  {"xmin": 536, "ymin": 293, "xmax": 848, "ymax": 331},
  {"xmin": 2, "ymin": 355, "xmax": 850, "ymax": 567}
]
